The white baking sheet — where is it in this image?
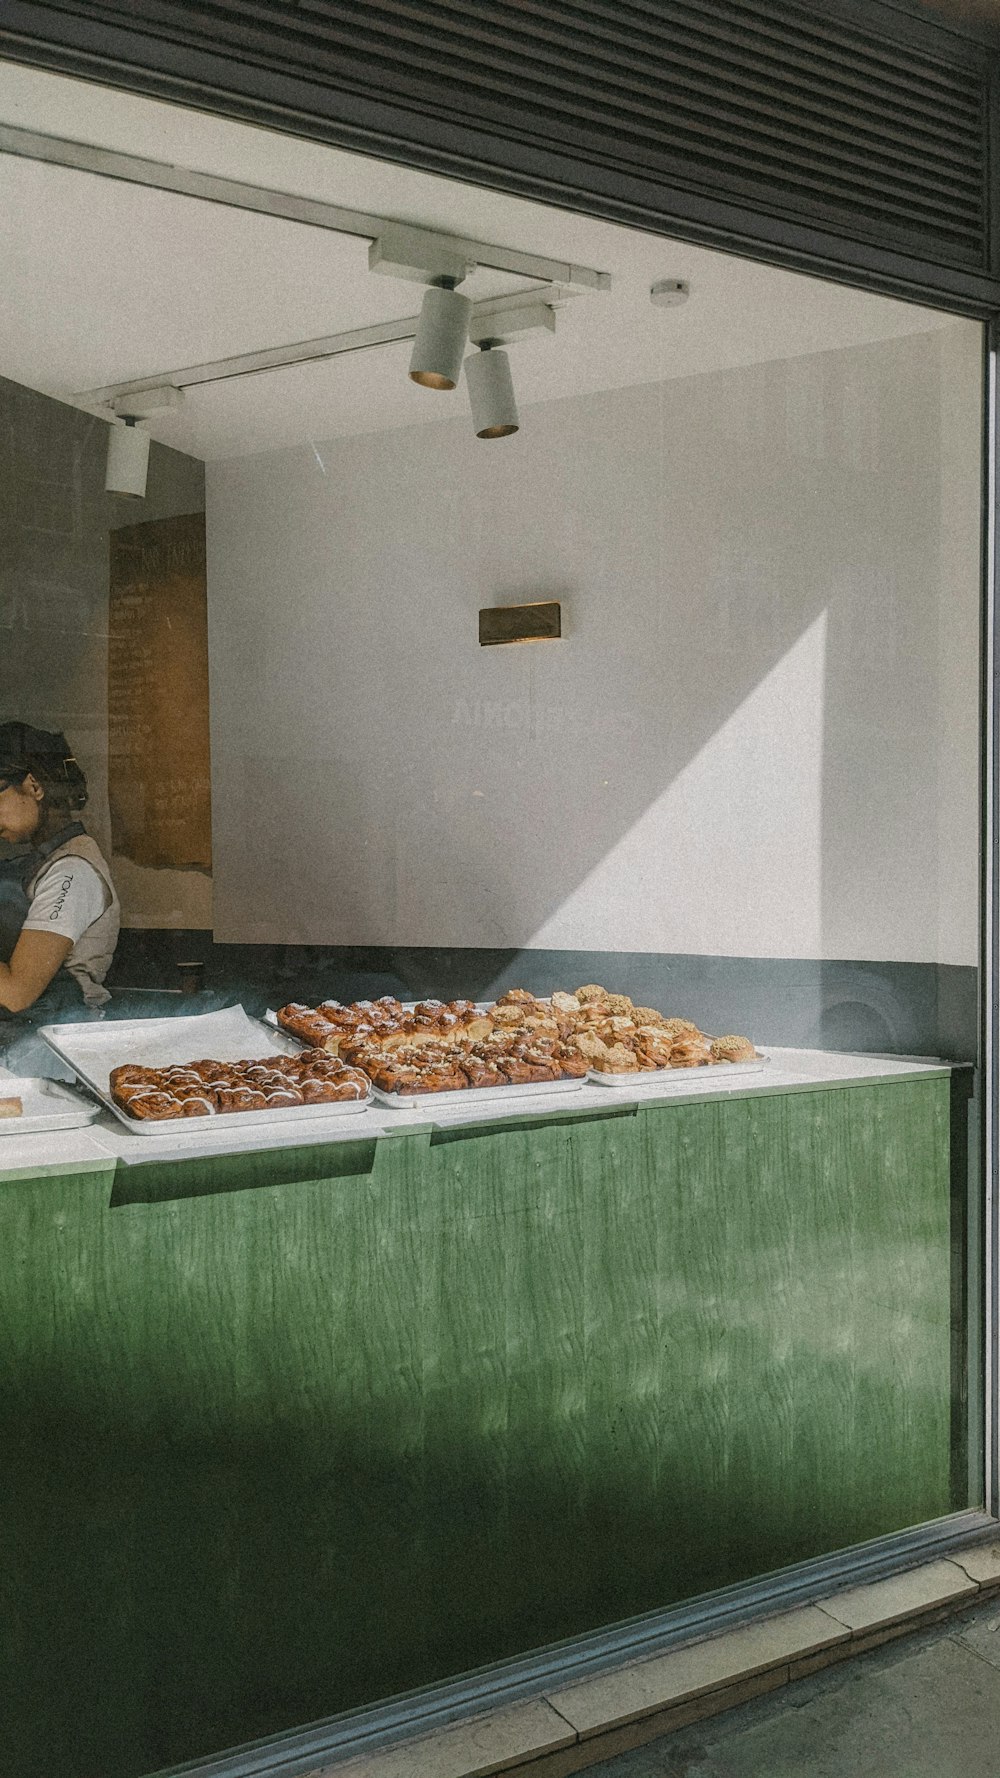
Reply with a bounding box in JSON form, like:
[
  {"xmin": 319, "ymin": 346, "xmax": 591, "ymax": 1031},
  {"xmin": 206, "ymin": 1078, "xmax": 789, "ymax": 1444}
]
[
  {"xmin": 588, "ymin": 1056, "xmax": 771, "ymax": 1088},
  {"xmin": 39, "ymin": 1006, "xmax": 371, "ymax": 1136},
  {"xmin": 0, "ymin": 1070, "xmax": 101, "ymax": 1135}
]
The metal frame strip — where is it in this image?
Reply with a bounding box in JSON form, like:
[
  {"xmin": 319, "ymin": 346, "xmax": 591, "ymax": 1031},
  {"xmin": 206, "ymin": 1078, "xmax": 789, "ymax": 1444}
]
[
  {"xmin": 985, "ymin": 321, "xmax": 1000, "ymax": 1520},
  {"xmin": 158, "ymin": 1510, "xmax": 997, "ymax": 1778},
  {"xmin": 0, "ymin": 19, "xmax": 997, "ymax": 1771}
]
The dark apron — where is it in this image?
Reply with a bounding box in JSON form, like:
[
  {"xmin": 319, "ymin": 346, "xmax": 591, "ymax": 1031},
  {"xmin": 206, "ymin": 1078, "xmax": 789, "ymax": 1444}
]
[{"xmin": 0, "ymin": 822, "xmax": 100, "ymax": 1076}]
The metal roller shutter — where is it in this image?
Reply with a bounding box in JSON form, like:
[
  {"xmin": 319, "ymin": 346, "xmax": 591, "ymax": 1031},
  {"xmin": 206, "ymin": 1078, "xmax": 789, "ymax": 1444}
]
[{"xmin": 0, "ymin": 0, "xmax": 996, "ymax": 294}]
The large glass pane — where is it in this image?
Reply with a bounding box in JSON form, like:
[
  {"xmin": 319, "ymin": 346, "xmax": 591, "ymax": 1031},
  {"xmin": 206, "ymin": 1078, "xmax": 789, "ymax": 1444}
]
[{"xmin": 0, "ymin": 60, "xmax": 985, "ymax": 1778}]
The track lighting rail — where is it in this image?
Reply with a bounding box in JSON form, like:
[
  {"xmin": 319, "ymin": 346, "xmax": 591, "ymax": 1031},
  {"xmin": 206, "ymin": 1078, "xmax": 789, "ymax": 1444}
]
[
  {"xmin": 0, "ymin": 122, "xmax": 611, "ymax": 293},
  {"xmin": 74, "ymin": 290, "xmax": 564, "ymax": 411}
]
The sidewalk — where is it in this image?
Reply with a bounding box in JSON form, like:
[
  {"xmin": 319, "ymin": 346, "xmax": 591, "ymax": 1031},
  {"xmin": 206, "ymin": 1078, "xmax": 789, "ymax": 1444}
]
[{"xmin": 581, "ymin": 1589, "xmax": 1000, "ymax": 1778}]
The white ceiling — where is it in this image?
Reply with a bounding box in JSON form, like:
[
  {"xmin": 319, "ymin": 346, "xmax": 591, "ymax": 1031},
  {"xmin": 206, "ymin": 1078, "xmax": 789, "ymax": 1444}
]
[{"xmin": 0, "ymin": 60, "xmax": 973, "ymax": 463}]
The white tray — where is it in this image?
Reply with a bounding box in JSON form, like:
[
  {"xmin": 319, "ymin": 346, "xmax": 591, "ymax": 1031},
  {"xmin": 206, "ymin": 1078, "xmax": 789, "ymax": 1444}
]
[
  {"xmin": 372, "ymin": 1075, "xmax": 586, "ymax": 1110},
  {"xmin": 588, "ymin": 1056, "xmax": 770, "ymax": 1088},
  {"xmin": 39, "ymin": 1005, "xmax": 371, "ymax": 1137},
  {"xmin": 0, "ymin": 1071, "xmax": 101, "ymax": 1135}
]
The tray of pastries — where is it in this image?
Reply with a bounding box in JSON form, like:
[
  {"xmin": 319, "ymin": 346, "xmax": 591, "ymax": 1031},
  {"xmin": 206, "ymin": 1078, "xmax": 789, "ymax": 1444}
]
[
  {"xmin": 273, "ymin": 988, "xmax": 764, "ymax": 1103},
  {"xmin": 273, "ymin": 995, "xmax": 588, "ymax": 1107},
  {"xmin": 544, "ymin": 984, "xmax": 765, "ymax": 1086},
  {"xmin": 40, "ymin": 1006, "xmax": 371, "ymax": 1134}
]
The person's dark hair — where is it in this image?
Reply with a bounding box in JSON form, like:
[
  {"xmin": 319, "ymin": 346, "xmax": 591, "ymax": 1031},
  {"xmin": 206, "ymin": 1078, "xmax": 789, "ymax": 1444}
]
[{"xmin": 0, "ymin": 722, "xmax": 88, "ymax": 824}]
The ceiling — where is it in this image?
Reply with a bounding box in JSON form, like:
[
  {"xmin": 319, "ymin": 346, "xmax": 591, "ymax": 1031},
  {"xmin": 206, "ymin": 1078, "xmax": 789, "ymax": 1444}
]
[{"xmin": 0, "ymin": 60, "xmax": 972, "ymax": 463}]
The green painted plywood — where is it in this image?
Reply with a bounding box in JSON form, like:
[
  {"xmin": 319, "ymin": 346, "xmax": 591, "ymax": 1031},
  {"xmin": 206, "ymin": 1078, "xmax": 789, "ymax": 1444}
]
[{"xmin": 0, "ymin": 1079, "xmax": 954, "ymax": 1777}]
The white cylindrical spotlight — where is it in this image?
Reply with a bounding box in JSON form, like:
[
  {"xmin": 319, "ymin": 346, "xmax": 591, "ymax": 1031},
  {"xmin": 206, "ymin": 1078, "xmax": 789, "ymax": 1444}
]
[
  {"xmin": 409, "ymin": 285, "xmax": 473, "ymax": 389},
  {"xmin": 465, "ymin": 345, "xmax": 519, "ymax": 438},
  {"xmin": 105, "ymin": 419, "xmax": 150, "ymax": 497}
]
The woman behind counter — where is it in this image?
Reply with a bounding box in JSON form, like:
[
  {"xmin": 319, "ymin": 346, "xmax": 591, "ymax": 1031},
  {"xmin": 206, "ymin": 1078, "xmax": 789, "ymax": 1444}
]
[{"xmin": 0, "ymin": 723, "xmax": 120, "ymax": 1027}]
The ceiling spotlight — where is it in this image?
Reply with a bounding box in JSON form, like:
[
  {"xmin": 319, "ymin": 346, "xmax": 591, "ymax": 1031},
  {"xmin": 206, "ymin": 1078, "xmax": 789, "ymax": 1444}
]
[
  {"xmin": 465, "ymin": 344, "xmax": 519, "ymax": 439},
  {"xmin": 103, "ymin": 386, "xmax": 182, "ymax": 498},
  {"xmin": 105, "ymin": 418, "xmax": 150, "ymax": 497},
  {"xmin": 409, "ymin": 284, "xmax": 474, "ymax": 390}
]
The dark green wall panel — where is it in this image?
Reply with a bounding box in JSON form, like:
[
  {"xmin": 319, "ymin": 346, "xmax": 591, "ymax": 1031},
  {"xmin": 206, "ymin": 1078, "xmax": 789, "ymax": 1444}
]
[{"xmin": 0, "ymin": 1079, "xmax": 954, "ymax": 1776}]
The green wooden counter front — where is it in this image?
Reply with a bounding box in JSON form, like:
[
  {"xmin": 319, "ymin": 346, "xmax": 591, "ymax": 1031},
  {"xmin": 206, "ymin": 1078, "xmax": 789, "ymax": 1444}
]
[{"xmin": 1, "ymin": 1077, "xmax": 955, "ymax": 1778}]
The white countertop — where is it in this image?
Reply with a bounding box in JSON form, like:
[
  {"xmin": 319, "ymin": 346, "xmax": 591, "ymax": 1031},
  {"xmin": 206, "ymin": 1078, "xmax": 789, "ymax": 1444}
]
[{"xmin": 0, "ymin": 1047, "xmax": 958, "ymax": 1178}]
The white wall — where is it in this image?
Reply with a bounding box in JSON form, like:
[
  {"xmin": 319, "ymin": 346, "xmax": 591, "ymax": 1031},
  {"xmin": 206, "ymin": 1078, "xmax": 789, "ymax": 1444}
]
[{"xmin": 206, "ymin": 325, "xmax": 981, "ymax": 965}]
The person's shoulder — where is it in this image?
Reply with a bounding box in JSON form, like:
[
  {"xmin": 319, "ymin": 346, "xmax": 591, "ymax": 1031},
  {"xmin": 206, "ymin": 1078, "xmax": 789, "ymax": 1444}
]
[{"xmin": 32, "ymin": 853, "xmax": 103, "ymax": 892}]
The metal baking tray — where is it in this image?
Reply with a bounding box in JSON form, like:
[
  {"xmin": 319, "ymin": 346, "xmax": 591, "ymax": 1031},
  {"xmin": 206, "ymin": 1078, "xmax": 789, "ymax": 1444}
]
[
  {"xmin": 371, "ymin": 1075, "xmax": 586, "ymax": 1110},
  {"xmin": 39, "ymin": 1006, "xmax": 371, "ymax": 1136},
  {"xmin": 0, "ymin": 1071, "xmax": 101, "ymax": 1135},
  {"xmin": 588, "ymin": 1056, "xmax": 770, "ymax": 1088}
]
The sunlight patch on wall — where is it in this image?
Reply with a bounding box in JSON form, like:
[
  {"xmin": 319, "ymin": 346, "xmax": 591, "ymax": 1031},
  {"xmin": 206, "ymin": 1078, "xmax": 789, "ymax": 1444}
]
[{"xmin": 528, "ymin": 612, "xmax": 828, "ymax": 958}]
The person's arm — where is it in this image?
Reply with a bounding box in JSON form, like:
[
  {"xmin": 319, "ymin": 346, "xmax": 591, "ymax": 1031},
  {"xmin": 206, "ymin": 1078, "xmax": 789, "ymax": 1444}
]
[{"xmin": 0, "ymin": 928, "xmax": 73, "ymax": 1013}]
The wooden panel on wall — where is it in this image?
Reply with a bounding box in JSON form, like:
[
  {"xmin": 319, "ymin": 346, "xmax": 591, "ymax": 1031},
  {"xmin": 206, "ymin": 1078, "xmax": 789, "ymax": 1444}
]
[{"xmin": 107, "ymin": 510, "xmax": 211, "ymax": 871}]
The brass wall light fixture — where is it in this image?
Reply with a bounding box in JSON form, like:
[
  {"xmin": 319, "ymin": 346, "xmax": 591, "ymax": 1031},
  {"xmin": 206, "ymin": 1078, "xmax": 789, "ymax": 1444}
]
[{"xmin": 479, "ymin": 602, "xmax": 562, "ymax": 645}]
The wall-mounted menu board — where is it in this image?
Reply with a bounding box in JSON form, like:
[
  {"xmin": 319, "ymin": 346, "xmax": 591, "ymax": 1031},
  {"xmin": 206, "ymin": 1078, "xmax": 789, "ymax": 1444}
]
[{"xmin": 108, "ymin": 511, "xmax": 212, "ymax": 871}]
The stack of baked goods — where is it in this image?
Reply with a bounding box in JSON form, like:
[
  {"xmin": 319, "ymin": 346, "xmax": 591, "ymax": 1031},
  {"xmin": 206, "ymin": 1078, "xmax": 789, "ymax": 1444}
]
[
  {"xmin": 343, "ymin": 1026, "xmax": 589, "ymax": 1096},
  {"xmin": 541, "ymin": 985, "xmax": 758, "ymax": 1075},
  {"xmin": 109, "ymin": 1049, "xmax": 369, "ymax": 1121},
  {"xmin": 277, "ymin": 996, "xmax": 492, "ymax": 1053},
  {"xmin": 275, "ymin": 987, "xmax": 758, "ymax": 1093}
]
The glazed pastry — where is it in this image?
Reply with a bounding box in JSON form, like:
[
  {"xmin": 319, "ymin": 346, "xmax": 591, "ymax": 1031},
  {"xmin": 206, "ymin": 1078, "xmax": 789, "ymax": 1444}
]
[
  {"xmin": 215, "ymin": 1086, "xmax": 268, "ymax": 1113},
  {"xmin": 497, "ymin": 1055, "xmax": 536, "ymax": 1085},
  {"xmin": 516, "ymin": 1051, "xmax": 563, "ymax": 1083},
  {"xmin": 110, "ymin": 1064, "xmax": 161, "ymax": 1087},
  {"xmin": 460, "ymin": 1055, "xmax": 505, "ymax": 1088},
  {"xmin": 123, "ymin": 1090, "xmax": 180, "ymax": 1121},
  {"xmin": 634, "ymin": 1032, "xmax": 675, "ymax": 1069},
  {"xmin": 575, "ymin": 984, "xmax": 610, "ymax": 1004},
  {"xmin": 174, "ymin": 1091, "xmax": 216, "ymax": 1117},
  {"xmin": 301, "ymin": 1075, "xmax": 366, "ymax": 1102},
  {"xmin": 660, "ymin": 1018, "xmax": 702, "ymax": 1038},
  {"xmin": 554, "ymin": 1046, "xmax": 589, "ymax": 1080}
]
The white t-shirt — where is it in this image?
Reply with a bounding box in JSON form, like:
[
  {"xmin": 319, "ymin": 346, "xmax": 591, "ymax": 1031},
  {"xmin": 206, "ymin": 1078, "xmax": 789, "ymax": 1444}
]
[{"xmin": 21, "ymin": 856, "xmax": 111, "ymax": 944}]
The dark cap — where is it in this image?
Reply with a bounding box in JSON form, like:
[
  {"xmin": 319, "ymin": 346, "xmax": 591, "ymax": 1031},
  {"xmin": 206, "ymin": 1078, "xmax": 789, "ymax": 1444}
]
[{"xmin": 0, "ymin": 722, "xmax": 76, "ymax": 786}]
